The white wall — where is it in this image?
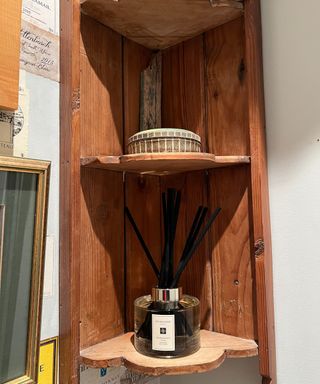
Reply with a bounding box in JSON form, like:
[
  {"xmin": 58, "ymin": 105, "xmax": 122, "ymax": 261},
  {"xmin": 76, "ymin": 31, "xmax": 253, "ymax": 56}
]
[{"xmin": 262, "ymin": 1, "xmax": 320, "ymax": 383}]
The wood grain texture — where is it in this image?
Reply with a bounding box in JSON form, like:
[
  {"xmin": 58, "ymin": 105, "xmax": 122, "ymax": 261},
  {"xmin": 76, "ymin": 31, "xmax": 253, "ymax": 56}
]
[
  {"xmin": 80, "ymin": 14, "xmax": 125, "ymax": 349},
  {"xmin": 205, "ymin": 17, "xmax": 249, "ymax": 155},
  {"xmin": 123, "ymin": 38, "xmax": 162, "ymax": 331},
  {"xmin": 80, "ymin": 330, "xmax": 258, "ymax": 375},
  {"xmin": 208, "ymin": 166, "xmax": 255, "ymax": 339},
  {"xmin": 162, "ymin": 35, "xmax": 206, "ymax": 148},
  {"xmin": 80, "ymin": 169, "xmax": 124, "ymax": 348},
  {"xmin": 204, "ymin": 17, "xmax": 255, "ymax": 340},
  {"xmin": 80, "ymin": 153, "xmax": 250, "ymax": 174},
  {"xmin": 0, "ymin": 0, "xmax": 22, "ymax": 110},
  {"xmin": 80, "ymin": 14, "xmax": 123, "ymax": 156},
  {"xmin": 244, "ymin": 0, "xmax": 276, "ymax": 381},
  {"xmin": 80, "ymin": 0, "xmax": 243, "ymax": 49},
  {"xmin": 123, "ymin": 39, "xmax": 153, "ymax": 149},
  {"xmin": 60, "ymin": 0, "xmax": 81, "ymax": 383}
]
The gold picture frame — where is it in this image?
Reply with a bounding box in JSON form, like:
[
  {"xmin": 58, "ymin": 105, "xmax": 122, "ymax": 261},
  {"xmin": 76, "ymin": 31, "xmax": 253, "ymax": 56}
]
[{"xmin": 0, "ymin": 156, "xmax": 50, "ymax": 384}]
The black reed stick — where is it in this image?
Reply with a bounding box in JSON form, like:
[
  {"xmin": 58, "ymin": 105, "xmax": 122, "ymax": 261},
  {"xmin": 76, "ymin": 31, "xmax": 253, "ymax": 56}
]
[
  {"xmin": 170, "ymin": 207, "xmax": 221, "ymax": 288},
  {"xmin": 175, "ymin": 206, "xmax": 208, "ymax": 278},
  {"xmin": 125, "ymin": 207, "xmax": 160, "ymax": 278}
]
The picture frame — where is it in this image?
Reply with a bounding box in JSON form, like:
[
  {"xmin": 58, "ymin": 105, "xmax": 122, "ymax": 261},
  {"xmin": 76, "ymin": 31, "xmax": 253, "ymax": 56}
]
[{"xmin": 0, "ymin": 156, "xmax": 50, "ymax": 384}]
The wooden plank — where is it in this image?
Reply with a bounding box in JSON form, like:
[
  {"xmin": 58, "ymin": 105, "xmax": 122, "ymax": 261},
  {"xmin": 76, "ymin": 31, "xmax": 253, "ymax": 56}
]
[
  {"xmin": 208, "ymin": 166, "xmax": 254, "ymax": 338},
  {"xmin": 80, "ymin": 14, "xmax": 123, "ymax": 156},
  {"xmin": 80, "ymin": 330, "xmax": 258, "ymax": 375},
  {"xmin": 123, "ymin": 39, "xmax": 152, "ymax": 149},
  {"xmin": 80, "ymin": 153, "xmax": 250, "ymax": 174},
  {"xmin": 244, "ymin": 0, "xmax": 276, "ymax": 381},
  {"xmin": 0, "ymin": 0, "xmax": 21, "ymax": 110},
  {"xmin": 60, "ymin": 0, "xmax": 81, "ymax": 383},
  {"xmin": 161, "ymin": 36, "xmax": 213, "ymax": 330},
  {"xmin": 205, "ymin": 18, "xmax": 255, "ymax": 339},
  {"xmin": 81, "ymin": 0, "xmax": 243, "ymax": 49},
  {"xmin": 162, "ymin": 35, "xmax": 206, "ymax": 145},
  {"xmin": 205, "ymin": 17, "xmax": 249, "ymax": 155},
  {"xmin": 80, "ymin": 168, "xmax": 124, "ymax": 348},
  {"xmin": 123, "ymin": 39, "xmax": 161, "ymax": 331},
  {"xmin": 80, "ymin": 14, "xmax": 125, "ymax": 349}
]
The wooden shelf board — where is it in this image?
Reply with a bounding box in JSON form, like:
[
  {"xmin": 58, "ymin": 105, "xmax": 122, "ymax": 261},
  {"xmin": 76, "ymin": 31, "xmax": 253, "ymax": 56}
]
[
  {"xmin": 80, "ymin": 153, "xmax": 250, "ymax": 175},
  {"xmin": 80, "ymin": 330, "xmax": 258, "ymax": 376},
  {"xmin": 80, "ymin": 0, "xmax": 243, "ymax": 49}
]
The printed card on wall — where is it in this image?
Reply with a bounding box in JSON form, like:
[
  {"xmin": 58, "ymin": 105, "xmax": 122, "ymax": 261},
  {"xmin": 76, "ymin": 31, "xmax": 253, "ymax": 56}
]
[
  {"xmin": 0, "ymin": 116, "xmax": 13, "ymax": 156},
  {"xmin": 0, "ymin": 72, "xmax": 29, "ymax": 157},
  {"xmin": 20, "ymin": 20, "xmax": 59, "ymax": 82},
  {"xmin": 22, "ymin": 0, "xmax": 59, "ymax": 35},
  {"xmin": 13, "ymin": 71, "xmax": 30, "ymax": 157}
]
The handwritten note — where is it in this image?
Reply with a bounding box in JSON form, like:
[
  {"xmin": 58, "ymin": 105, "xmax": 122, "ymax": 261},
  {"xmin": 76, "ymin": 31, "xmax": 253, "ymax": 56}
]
[
  {"xmin": 20, "ymin": 20, "xmax": 59, "ymax": 82},
  {"xmin": 22, "ymin": 0, "xmax": 58, "ymax": 35}
]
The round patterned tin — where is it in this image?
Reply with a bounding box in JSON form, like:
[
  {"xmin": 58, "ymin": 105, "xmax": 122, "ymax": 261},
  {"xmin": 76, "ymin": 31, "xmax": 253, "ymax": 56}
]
[{"xmin": 128, "ymin": 128, "xmax": 202, "ymax": 154}]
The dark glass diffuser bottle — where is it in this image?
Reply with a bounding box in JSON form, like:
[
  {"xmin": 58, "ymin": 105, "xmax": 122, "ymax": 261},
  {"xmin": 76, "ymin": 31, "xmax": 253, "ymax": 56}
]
[{"xmin": 134, "ymin": 287, "xmax": 200, "ymax": 358}]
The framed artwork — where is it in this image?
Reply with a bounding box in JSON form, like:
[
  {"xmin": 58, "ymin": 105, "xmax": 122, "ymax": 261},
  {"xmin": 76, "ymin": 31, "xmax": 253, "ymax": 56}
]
[{"xmin": 0, "ymin": 156, "xmax": 50, "ymax": 384}]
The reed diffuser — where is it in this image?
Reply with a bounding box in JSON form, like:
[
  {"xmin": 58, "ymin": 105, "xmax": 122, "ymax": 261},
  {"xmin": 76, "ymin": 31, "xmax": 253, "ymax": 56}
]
[{"xmin": 126, "ymin": 189, "xmax": 221, "ymax": 358}]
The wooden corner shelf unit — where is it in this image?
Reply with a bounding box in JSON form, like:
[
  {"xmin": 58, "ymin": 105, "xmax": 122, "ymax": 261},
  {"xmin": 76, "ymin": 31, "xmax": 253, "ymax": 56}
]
[{"xmin": 60, "ymin": 1, "xmax": 276, "ymax": 383}]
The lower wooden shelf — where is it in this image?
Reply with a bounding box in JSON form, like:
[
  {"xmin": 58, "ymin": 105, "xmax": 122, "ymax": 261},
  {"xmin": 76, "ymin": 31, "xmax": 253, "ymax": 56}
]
[
  {"xmin": 80, "ymin": 153, "xmax": 250, "ymax": 175},
  {"xmin": 80, "ymin": 330, "xmax": 258, "ymax": 376}
]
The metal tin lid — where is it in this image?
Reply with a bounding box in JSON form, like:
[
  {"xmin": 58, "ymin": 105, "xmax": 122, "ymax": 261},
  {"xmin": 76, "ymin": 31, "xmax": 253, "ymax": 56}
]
[
  {"xmin": 128, "ymin": 128, "xmax": 201, "ymax": 144},
  {"xmin": 152, "ymin": 287, "xmax": 182, "ymax": 303}
]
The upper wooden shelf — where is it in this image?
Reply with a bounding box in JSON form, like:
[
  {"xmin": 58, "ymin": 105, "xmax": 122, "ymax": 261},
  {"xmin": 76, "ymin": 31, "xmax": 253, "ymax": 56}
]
[
  {"xmin": 80, "ymin": 330, "xmax": 258, "ymax": 376},
  {"xmin": 80, "ymin": 0, "xmax": 243, "ymax": 49},
  {"xmin": 81, "ymin": 153, "xmax": 250, "ymax": 175}
]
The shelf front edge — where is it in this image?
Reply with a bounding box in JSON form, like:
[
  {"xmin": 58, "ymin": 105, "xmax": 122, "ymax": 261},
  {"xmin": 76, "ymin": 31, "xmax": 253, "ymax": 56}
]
[
  {"xmin": 79, "ymin": 331, "xmax": 258, "ymax": 376},
  {"xmin": 80, "ymin": 153, "xmax": 250, "ymax": 175}
]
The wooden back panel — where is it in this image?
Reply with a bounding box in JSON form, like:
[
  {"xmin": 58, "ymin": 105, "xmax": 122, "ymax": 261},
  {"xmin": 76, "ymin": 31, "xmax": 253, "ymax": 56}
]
[{"xmin": 79, "ymin": 15, "xmax": 125, "ymax": 349}]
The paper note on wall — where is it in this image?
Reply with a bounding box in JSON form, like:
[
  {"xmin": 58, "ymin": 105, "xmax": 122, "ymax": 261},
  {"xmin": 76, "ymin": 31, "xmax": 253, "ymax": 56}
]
[
  {"xmin": 0, "ymin": 116, "xmax": 13, "ymax": 156},
  {"xmin": 13, "ymin": 71, "xmax": 30, "ymax": 157},
  {"xmin": 22, "ymin": 0, "xmax": 59, "ymax": 35},
  {"xmin": 0, "ymin": 72, "xmax": 29, "ymax": 157},
  {"xmin": 20, "ymin": 20, "xmax": 59, "ymax": 82}
]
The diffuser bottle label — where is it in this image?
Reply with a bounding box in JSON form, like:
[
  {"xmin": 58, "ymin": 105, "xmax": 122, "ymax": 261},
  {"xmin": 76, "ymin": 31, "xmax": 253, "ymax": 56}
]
[{"xmin": 152, "ymin": 314, "xmax": 175, "ymax": 351}]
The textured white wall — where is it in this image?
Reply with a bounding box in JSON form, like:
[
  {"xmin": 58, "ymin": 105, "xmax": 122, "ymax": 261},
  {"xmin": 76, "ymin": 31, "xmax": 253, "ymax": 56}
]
[
  {"xmin": 26, "ymin": 72, "xmax": 60, "ymax": 340},
  {"xmin": 262, "ymin": 1, "xmax": 320, "ymax": 383}
]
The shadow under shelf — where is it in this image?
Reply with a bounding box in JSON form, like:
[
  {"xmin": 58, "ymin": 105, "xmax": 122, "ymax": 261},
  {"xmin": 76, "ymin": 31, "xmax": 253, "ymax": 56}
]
[{"xmin": 80, "ymin": 153, "xmax": 250, "ymax": 176}]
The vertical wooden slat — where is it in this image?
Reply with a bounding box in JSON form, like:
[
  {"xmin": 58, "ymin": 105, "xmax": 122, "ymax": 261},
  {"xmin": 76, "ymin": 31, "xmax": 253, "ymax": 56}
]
[
  {"xmin": 80, "ymin": 15, "xmax": 123, "ymax": 157},
  {"xmin": 244, "ymin": 0, "xmax": 276, "ymax": 382},
  {"xmin": 161, "ymin": 35, "xmax": 212, "ymax": 330},
  {"xmin": 205, "ymin": 17, "xmax": 255, "ymax": 339},
  {"xmin": 208, "ymin": 166, "xmax": 254, "ymax": 338},
  {"xmin": 205, "ymin": 17, "xmax": 249, "ymax": 156},
  {"xmin": 123, "ymin": 39, "xmax": 160, "ymax": 331},
  {"xmin": 80, "ymin": 14, "xmax": 125, "ymax": 348},
  {"xmin": 60, "ymin": 0, "xmax": 81, "ymax": 383},
  {"xmin": 162, "ymin": 35, "xmax": 206, "ymax": 145}
]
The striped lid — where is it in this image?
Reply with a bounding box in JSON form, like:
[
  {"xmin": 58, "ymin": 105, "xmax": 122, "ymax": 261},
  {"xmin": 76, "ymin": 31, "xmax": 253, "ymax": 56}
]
[{"xmin": 128, "ymin": 128, "xmax": 201, "ymax": 144}]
